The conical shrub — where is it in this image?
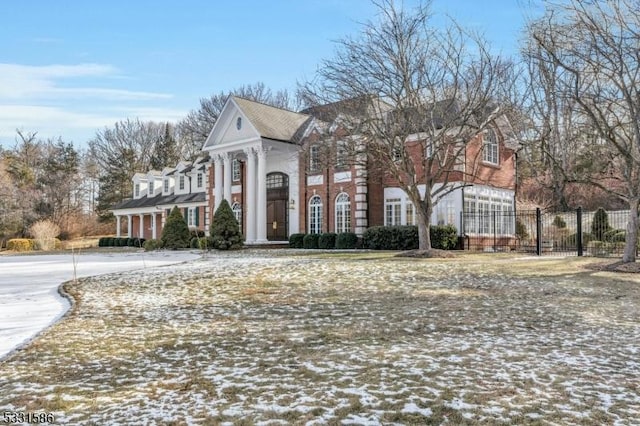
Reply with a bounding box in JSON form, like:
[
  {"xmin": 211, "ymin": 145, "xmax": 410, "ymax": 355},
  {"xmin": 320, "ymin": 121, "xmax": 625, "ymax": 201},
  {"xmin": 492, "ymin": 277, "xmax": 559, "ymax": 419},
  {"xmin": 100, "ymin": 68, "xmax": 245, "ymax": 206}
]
[
  {"xmin": 210, "ymin": 199, "xmax": 244, "ymax": 250},
  {"xmin": 161, "ymin": 206, "xmax": 191, "ymax": 249}
]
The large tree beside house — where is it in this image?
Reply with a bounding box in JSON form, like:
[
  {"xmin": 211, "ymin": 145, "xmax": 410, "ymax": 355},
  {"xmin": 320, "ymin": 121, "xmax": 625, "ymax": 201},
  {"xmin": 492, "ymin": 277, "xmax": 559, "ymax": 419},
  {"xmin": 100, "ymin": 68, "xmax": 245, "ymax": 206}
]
[{"xmin": 300, "ymin": 0, "xmax": 516, "ymax": 251}]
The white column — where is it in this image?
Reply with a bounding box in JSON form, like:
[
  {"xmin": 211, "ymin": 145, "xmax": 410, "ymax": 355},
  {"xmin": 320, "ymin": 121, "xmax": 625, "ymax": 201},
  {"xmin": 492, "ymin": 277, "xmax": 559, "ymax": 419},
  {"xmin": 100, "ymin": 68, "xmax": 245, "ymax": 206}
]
[
  {"xmin": 214, "ymin": 155, "xmax": 223, "ymax": 212},
  {"xmin": 139, "ymin": 214, "xmax": 144, "ymax": 238},
  {"xmin": 256, "ymin": 147, "xmax": 268, "ymax": 242},
  {"xmin": 116, "ymin": 215, "xmax": 121, "ymax": 238},
  {"xmin": 223, "ymin": 153, "xmax": 232, "ymax": 203},
  {"xmin": 127, "ymin": 214, "xmax": 132, "ymax": 238},
  {"xmin": 244, "ymin": 147, "xmax": 257, "ymax": 243},
  {"xmin": 151, "ymin": 213, "xmax": 157, "ymax": 239}
]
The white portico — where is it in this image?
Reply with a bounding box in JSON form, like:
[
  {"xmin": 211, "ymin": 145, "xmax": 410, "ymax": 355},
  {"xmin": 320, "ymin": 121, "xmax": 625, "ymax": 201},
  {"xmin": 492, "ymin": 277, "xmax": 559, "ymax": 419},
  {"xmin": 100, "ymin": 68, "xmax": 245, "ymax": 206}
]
[{"xmin": 203, "ymin": 96, "xmax": 310, "ymax": 243}]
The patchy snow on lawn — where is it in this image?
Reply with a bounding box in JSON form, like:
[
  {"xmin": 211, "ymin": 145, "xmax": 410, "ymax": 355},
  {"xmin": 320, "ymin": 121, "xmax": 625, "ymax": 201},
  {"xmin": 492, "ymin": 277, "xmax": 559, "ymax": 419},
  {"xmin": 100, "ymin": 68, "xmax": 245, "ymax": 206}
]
[
  {"xmin": 0, "ymin": 251, "xmax": 199, "ymax": 359},
  {"xmin": 0, "ymin": 250, "xmax": 639, "ymax": 424}
]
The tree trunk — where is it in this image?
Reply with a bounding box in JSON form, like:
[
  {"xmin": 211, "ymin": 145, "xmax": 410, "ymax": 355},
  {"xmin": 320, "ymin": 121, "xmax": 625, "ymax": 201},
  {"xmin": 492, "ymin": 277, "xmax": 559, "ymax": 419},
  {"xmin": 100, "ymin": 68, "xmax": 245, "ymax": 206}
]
[
  {"xmin": 416, "ymin": 202, "xmax": 432, "ymax": 251},
  {"xmin": 622, "ymin": 198, "xmax": 639, "ymax": 263}
]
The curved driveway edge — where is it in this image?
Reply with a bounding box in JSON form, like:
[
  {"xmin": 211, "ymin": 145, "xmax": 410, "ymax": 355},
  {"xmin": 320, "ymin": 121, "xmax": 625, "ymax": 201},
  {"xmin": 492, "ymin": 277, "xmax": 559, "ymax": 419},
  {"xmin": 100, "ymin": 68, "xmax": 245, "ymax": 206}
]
[{"xmin": 0, "ymin": 251, "xmax": 200, "ymax": 360}]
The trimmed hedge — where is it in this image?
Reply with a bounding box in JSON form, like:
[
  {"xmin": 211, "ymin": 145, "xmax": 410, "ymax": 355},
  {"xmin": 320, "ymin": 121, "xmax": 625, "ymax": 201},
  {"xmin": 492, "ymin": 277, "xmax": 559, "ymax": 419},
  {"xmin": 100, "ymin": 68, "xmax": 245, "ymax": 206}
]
[
  {"xmin": 363, "ymin": 225, "xmax": 458, "ymax": 250},
  {"xmin": 336, "ymin": 232, "xmax": 358, "ymax": 249},
  {"xmin": 303, "ymin": 233, "xmax": 319, "ymax": 249},
  {"xmin": 143, "ymin": 239, "xmax": 162, "ymax": 251},
  {"xmin": 289, "ymin": 233, "xmax": 305, "ymax": 248},
  {"xmin": 8, "ymin": 238, "xmax": 34, "ymax": 252},
  {"xmin": 318, "ymin": 233, "xmax": 337, "ymax": 249}
]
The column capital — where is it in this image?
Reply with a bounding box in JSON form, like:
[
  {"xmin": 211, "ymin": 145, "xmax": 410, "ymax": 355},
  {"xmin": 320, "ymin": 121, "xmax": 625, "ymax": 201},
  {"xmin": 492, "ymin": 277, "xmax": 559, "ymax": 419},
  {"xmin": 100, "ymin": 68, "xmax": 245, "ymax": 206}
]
[
  {"xmin": 243, "ymin": 146, "xmax": 255, "ymax": 157},
  {"xmin": 255, "ymin": 146, "xmax": 269, "ymax": 159}
]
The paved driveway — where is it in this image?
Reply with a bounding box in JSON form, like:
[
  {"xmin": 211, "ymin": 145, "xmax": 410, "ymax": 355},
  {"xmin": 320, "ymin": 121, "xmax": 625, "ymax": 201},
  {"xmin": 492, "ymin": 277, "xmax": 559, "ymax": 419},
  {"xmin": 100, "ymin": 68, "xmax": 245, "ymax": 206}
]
[{"xmin": 0, "ymin": 251, "xmax": 199, "ymax": 359}]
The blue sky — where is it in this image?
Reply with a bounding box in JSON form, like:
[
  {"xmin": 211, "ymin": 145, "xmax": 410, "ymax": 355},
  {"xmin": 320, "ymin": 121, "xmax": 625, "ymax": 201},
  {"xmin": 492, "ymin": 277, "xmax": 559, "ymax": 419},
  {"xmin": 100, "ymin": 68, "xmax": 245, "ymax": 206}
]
[{"xmin": 0, "ymin": 0, "xmax": 534, "ymax": 149}]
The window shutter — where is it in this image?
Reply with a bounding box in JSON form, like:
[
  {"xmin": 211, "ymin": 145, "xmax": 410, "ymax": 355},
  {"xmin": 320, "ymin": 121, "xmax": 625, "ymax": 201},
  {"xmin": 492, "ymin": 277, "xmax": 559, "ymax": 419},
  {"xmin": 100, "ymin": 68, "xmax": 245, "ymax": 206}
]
[
  {"xmin": 183, "ymin": 208, "xmax": 188, "ymax": 222},
  {"xmin": 195, "ymin": 207, "xmax": 200, "ymax": 226}
]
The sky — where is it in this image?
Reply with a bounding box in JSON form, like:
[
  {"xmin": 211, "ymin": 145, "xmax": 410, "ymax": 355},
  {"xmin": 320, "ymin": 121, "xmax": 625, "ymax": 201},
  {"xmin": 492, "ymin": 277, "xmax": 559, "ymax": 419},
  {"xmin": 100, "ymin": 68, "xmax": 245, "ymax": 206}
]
[{"xmin": 0, "ymin": 0, "xmax": 534, "ymax": 150}]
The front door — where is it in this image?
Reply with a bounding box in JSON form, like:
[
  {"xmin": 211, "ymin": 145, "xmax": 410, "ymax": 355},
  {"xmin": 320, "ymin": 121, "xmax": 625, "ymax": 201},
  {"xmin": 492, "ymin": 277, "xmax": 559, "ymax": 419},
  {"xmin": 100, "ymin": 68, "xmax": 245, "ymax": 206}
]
[{"xmin": 266, "ymin": 172, "xmax": 289, "ymax": 241}]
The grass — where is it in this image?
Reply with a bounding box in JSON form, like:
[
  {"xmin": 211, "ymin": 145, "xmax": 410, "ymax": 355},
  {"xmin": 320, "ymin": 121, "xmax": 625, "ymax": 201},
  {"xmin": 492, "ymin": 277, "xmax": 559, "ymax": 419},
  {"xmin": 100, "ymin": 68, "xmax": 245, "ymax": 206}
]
[{"xmin": 1, "ymin": 251, "xmax": 639, "ymax": 424}]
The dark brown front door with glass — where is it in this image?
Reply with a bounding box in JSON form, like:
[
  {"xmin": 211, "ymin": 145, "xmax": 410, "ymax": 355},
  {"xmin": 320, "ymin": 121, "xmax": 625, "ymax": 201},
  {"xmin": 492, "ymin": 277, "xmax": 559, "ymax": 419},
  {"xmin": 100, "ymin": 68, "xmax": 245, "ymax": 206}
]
[{"xmin": 266, "ymin": 172, "xmax": 289, "ymax": 241}]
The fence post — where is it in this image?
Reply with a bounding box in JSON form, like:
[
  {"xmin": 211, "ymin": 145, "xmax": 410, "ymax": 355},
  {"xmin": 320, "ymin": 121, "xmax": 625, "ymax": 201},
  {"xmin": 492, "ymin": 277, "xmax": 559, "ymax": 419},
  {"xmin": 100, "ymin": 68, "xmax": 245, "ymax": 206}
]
[
  {"xmin": 536, "ymin": 207, "xmax": 542, "ymax": 256},
  {"xmin": 493, "ymin": 210, "xmax": 497, "ymax": 251},
  {"xmin": 576, "ymin": 207, "xmax": 583, "ymax": 257}
]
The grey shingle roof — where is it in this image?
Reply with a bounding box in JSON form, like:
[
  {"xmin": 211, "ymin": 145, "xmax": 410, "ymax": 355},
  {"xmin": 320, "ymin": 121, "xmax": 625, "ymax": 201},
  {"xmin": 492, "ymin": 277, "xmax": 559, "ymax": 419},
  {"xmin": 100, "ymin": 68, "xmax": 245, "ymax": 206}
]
[
  {"xmin": 233, "ymin": 97, "xmax": 310, "ymax": 142},
  {"xmin": 112, "ymin": 192, "xmax": 206, "ymax": 210}
]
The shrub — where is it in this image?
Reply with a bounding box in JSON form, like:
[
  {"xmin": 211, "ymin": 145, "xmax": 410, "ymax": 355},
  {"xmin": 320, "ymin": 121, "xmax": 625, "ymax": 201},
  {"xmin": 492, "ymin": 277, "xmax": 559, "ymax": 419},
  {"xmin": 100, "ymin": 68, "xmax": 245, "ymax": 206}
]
[
  {"xmin": 591, "ymin": 208, "xmax": 611, "ymax": 240},
  {"xmin": 190, "ymin": 229, "xmax": 205, "ymax": 238},
  {"xmin": 552, "ymin": 215, "xmax": 567, "ymax": 228},
  {"xmin": 117, "ymin": 237, "xmax": 128, "ymax": 247},
  {"xmin": 29, "ymin": 219, "xmax": 60, "ymax": 251},
  {"xmin": 98, "ymin": 237, "xmax": 106, "ymax": 247},
  {"xmin": 431, "ymin": 225, "xmax": 459, "ymax": 250},
  {"xmin": 190, "ymin": 237, "xmax": 200, "ymax": 249},
  {"xmin": 143, "ymin": 239, "xmax": 162, "ymax": 251},
  {"xmin": 515, "ymin": 218, "xmax": 529, "ymax": 240},
  {"xmin": 318, "ymin": 233, "xmax": 337, "ymax": 249},
  {"xmin": 289, "ymin": 233, "xmax": 305, "ymax": 248},
  {"xmin": 210, "ymin": 199, "xmax": 244, "ymax": 250},
  {"xmin": 198, "ymin": 237, "xmax": 215, "ymax": 250},
  {"xmin": 604, "ymin": 229, "xmax": 626, "ymax": 243},
  {"xmin": 336, "ymin": 232, "xmax": 358, "ymax": 249},
  {"xmin": 566, "ymin": 232, "xmax": 594, "ymax": 247},
  {"xmin": 303, "ymin": 233, "xmax": 320, "ymax": 249},
  {"xmin": 127, "ymin": 238, "xmax": 136, "ymax": 247},
  {"xmin": 161, "ymin": 206, "xmax": 192, "ymax": 249},
  {"xmin": 7, "ymin": 238, "xmax": 34, "ymax": 252},
  {"xmin": 108, "ymin": 237, "xmax": 117, "ymax": 247}
]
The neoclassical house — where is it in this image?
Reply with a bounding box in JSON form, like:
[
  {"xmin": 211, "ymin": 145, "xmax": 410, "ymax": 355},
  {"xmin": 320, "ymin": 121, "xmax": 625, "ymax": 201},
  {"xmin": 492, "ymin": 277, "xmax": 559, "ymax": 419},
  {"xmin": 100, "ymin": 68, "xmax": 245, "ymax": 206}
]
[{"xmin": 111, "ymin": 96, "xmax": 518, "ymax": 243}]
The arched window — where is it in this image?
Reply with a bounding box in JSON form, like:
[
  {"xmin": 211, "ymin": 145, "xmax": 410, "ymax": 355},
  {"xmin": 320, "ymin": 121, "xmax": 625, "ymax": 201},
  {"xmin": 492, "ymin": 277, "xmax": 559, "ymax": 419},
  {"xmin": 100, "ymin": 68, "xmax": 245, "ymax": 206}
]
[
  {"xmin": 335, "ymin": 193, "xmax": 351, "ymax": 233},
  {"xmin": 232, "ymin": 202, "xmax": 242, "ymax": 230},
  {"xmin": 483, "ymin": 128, "xmax": 499, "ymax": 165},
  {"xmin": 309, "ymin": 195, "xmax": 323, "ymax": 234}
]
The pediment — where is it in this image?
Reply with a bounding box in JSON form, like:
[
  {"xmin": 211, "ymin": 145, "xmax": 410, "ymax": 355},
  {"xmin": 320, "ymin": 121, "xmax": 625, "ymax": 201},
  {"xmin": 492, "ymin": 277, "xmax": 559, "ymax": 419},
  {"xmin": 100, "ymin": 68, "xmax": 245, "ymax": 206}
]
[{"xmin": 202, "ymin": 98, "xmax": 260, "ymax": 150}]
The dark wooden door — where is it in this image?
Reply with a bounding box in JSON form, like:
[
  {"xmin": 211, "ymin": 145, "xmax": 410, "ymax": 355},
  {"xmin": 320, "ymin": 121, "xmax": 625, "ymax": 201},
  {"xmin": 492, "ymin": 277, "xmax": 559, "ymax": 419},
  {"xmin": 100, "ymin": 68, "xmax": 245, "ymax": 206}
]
[{"xmin": 266, "ymin": 173, "xmax": 289, "ymax": 241}]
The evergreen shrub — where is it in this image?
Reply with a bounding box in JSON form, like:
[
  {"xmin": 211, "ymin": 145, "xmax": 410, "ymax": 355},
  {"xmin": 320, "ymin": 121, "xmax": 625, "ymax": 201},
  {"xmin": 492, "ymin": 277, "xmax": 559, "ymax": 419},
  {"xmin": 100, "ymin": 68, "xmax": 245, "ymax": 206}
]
[
  {"xmin": 335, "ymin": 232, "xmax": 358, "ymax": 249},
  {"xmin": 363, "ymin": 225, "xmax": 458, "ymax": 250},
  {"xmin": 210, "ymin": 199, "xmax": 243, "ymax": 250},
  {"xmin": 591, "ymin": 208, "xmax": 611, "ymax": 241},
  {"xmin": 302, "ymin": 233, "xmax": 319, "ymax": 249},
  {"xmin": 318, "ymin": 233, "xmax": 337, "ymax": 249},
  {"xmin": 289, "ymin": 233, "xmax": 305, "ymax": 248},
  {"xmin": 143, "ymin": 239, "xmax": 162, "ymax": 251},
  {"xmin": 161, "ymin": 206, "xmax": 191, "ymax": 249}
]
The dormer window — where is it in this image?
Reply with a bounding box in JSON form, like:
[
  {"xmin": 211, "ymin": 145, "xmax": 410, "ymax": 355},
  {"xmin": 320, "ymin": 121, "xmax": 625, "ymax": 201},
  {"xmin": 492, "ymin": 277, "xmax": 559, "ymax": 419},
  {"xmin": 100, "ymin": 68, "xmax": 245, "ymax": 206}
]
[
  {"xmin": 197, "ymin": 173, "xmax": 203, "ymax": 188},
  {"xmin": 134, "ymin": 183, "xmax": 140, "ymax": 198},
  {"xmin": 164, "ymin": 179, "xmax": 169, "ymax": 193},
  {"xmin": 179, "ymin": 175, "xmax": 185, "ymax": 190},
  {"xmin": 149, "ymin": 181, "xmax": 154, "ymax": 195},
  {"xmin": 483, "ymin": 129, "xmax": 499, "ymax": 165}
]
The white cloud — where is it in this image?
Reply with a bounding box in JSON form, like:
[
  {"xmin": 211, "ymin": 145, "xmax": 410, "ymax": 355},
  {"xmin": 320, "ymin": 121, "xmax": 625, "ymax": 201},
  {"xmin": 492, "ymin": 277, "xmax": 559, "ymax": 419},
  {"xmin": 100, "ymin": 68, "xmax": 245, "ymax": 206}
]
[{"xmin": 0, "ymin": 63, "xmax": 172, "ymax": 100}]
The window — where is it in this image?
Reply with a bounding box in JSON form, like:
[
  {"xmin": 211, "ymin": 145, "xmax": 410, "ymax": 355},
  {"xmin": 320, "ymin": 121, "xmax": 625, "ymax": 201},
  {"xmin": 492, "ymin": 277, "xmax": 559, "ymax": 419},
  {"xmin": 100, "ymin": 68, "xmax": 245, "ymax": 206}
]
[
  {"xmin": 483, "ymin": 129, "xmax": 499, "ymax": 165},
  {"xmin": 309, "ymin": 145, "xmax": 320, "ymax": 172},
  {"xmin": 267, "ymin": 172, "xmax": 288, "ymax": 189},
  {"xmin": 463, "ymin": 193, "xmax": 514, "ymax": 235},
  {"xmin": 406, "ymin": 202, "xmax": 416, "ymax": 226},
  {"xmin": 385, "ymin": 198, "xmax": 402, "ymax": 226},
  {"xmin": 163, "ymin": 179, "xmax": 169, "ymax": 193},
  {"xmin": 134, "ymin": 183, "xmax": 140, "ymax": 198},
  {"xmin": 336, "ymin": 142, "xmax": 348, "ymax": 169},
  {"xmin": 148, "ymin": 181, "xmax": 154, "ymax": 195},
  {"xmin": 309, "ymin": 195, "xmax": 323, "ymax": 234},
  {"xmin": 335, "ymin": 193, "xmax": 351, "ymax": 233},
  {"xmin": 232, "ymin": 159, "xmax": 241, "ymax": 182},
  {"xmin": 232, "ymin": 202, "xmax": 242, "ymax": 230},
  {"xmin": 179, "ymin": 175, "xmax": 185, "ymax": 190},
  {"xmin": 392, "ymin": 145, "xmax": 403, "ymax": 162},
  {"xmin": 187, "ymin": 207, "xmax": 197, "ymax": 227},
  {"xmin": 197, "ymin": 173, "xmax": 203, "ymax": 188}
]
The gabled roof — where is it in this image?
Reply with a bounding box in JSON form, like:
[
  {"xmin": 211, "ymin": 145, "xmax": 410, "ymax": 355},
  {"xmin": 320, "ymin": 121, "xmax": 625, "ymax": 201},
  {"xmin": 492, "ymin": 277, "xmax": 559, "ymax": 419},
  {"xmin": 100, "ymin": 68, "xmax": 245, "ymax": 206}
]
[{"xmin": 233, "ymin": 96, "xmax": 310, "ymax": 142}]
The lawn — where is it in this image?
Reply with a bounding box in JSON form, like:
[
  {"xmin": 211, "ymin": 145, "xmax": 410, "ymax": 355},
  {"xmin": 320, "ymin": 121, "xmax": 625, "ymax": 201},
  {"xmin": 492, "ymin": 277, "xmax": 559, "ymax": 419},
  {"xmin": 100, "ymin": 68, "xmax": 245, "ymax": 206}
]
[{"xmin": 1, "ymin": 251, "xmax": 639, "ymax": 425}]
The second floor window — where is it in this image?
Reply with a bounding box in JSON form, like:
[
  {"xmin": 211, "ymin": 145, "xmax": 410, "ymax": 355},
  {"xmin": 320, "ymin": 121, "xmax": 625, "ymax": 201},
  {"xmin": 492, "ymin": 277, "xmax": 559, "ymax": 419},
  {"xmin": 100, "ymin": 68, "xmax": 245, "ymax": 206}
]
[
  {"xmin": 483, "ymin": 129, "xmax": 499, "ymax": 165},
  {"xmin": 179, "ymin": 175, "xmax": 185, "ymax": 190},
  {"xmin": 232, "ymin": 159, "xmax": 241, "ymax": 182},
  {"xmin": 164, "ymin": 179, "xmax": 169, "ymax": 193},
  {"xmin": 197, "ymin": 173, "xmax": 203, "ymax": 188},
  {"xmin": 309, "ymin": 145, "xmax": 320, "ymax": 172},
  {"xmin": 148, "ymin": 181, "xmax": 154, "ymax": 195},
  {"xmin": 134, "ymin": 183, "xmax": 140, "ymax": 197},
  {"xmin": 336, "ymin": 142, "xmax": 348, "ymax": 169}
]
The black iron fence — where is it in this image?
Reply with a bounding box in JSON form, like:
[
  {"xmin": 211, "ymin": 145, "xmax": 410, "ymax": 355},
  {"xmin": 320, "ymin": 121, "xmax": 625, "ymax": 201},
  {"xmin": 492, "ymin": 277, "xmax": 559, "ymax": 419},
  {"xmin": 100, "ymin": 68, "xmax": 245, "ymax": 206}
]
[{"xmin": 461, "ymin": 208, "xmax": 632, "ymax": 257}]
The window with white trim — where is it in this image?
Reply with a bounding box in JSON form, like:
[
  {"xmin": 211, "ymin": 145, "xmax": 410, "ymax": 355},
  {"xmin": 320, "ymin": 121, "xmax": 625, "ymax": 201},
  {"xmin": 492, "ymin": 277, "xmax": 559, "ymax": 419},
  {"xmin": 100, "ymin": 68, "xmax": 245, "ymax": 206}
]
[
  {"xmin": 385, "ymin": 198, "xmax": 402, "ymax": 226},
  {"xmin": 309, "ymin": 195, "xmax": 323, "ymax": 234},
  {"xmin": 309, "ymin": 145, "xmax": 320, "ymax": 172},
  {"xmin": 163, "ymin": 179, "xmax": 169, "ymax": 193},
  {"xmin": 406, "ymin": 202, "xmax": 416, "ymax": 226},
  {"xmin": 148, "ymin": 181, "xmax": 154, "ymax": 195},
  {"xmin": 232, "ymin": 159, "xmax": 241, "ymax": 182},
  {"xmin": 179, "ymin": 175, "xmax": 185, "ymax": 190},
  {"xmin": 483, "ymin": 129, "xmax": 499, "ymax": 165},
  {"xmin": 392, "ymin": 145, "xmax": 403, "ymax": 162},
  {"xmin": 196, "ymin": 173, "xmax": 203, "ymax": 188},
  {"xmin": 335, "ymin": 193, "xmax": 351, "ymax": 233},
  {"xmin": 134, "ymin": 183, "xmax": 140, "ymax": 198},
  {"xmin": 463, "ymin": 193, "xmax": 514, "ymax": 235},
  {"xmin": 336, "ymin": 142, "xmax": 348, "ymax": 169},
  {"xmin": 187, "ymin": 207, "xmax": 196, "ymax": 227},
  {"xmin": 232, "ymin": 202, "xmax": 242, "ymax": 230}
]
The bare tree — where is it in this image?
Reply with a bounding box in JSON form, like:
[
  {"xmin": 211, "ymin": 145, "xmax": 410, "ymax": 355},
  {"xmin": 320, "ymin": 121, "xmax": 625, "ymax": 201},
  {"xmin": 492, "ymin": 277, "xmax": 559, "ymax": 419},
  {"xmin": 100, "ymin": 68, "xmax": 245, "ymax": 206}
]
[
  {"xmin": 300, "ymin": 0, "xmax": 515, "ymax": 250},
  {"xmin": 528, "ymin": 0, "xmax": 640, "ymax": 263}
]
